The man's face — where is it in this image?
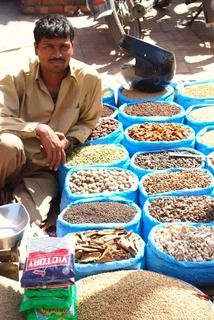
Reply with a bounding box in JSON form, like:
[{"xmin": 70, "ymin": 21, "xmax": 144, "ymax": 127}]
[{"xmin": 34, "ymin": 36, "xmax": 73, "ymax": 74}]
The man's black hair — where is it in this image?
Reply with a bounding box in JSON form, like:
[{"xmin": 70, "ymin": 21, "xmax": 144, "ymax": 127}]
[{"xmin": 34, "ymin": 14, "xmax": 75, "ymax": 44}]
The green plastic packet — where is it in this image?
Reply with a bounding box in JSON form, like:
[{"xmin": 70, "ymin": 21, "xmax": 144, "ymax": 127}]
[
  {"xmin": 26, "ymin": 286, "xmax": 77, "ymax": 320},
  {"xmin": 19, "ymin": 287, "xmax": 73, "ymax": 311},
  {"xmin": 24, "ymin": 285, "xmax": 73, "ymax": 298}
]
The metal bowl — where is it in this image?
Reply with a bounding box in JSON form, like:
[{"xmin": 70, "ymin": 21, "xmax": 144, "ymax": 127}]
[{"xmin": 0, "ymin": 203, "xmax": 30, "ymax": 250}]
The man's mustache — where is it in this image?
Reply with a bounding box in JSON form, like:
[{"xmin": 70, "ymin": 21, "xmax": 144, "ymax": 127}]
[{"xmin": 48, "ymin": 58, "xmax": 65, "ymax": 62}]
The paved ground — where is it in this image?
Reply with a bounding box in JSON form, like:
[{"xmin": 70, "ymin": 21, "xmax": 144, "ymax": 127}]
[{"xmin": 0, "ymin": 0, "xmax": 213, "ymax": 89}]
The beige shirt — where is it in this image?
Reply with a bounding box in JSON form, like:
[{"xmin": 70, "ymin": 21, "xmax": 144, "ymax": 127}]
[{"xmin": 0, "ymin": 58, "xmax": 102, "ymax": 165}]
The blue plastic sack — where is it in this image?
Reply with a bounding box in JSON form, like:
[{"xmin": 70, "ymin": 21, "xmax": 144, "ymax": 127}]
[
  {"xmin": 117, "ymin": 85, "xmax": 175, "ymax": 107},
  {"xmin": 176, "ymin": 79, "xmax": 214, "ymax": 109},
  {"xmin": 84, "ymin": 119, "xmax": 124, "ymax": 145},
  {"xmin": 196, "ymin": 125, "xmax": 214, "ymax": 155},
  {"xmin": 129, "ymin": 148, "xmax": 205, "ymax": 180},
  {"xmin": 146, "ymin": 222, "xmax": 214, "ymax": 286},
  {"xmin": 118, "ymin": 101, "xmax": 185, "ymax": 129},
  {"xmin": 138, "ymin": 168, "xmax": 214, "ymax": 207},
  {"xmin": 74, "ymin": 236, "xmax": 145, "ymax": 280},
  {"xmin": 185, "ymin": 103, "xmax": 214, "ymax": 134},
  {"xmin": 58, "ymin": 144, "xmax": 130, "ymax": 192},
  {"xmin": 57, "ymin": 197, "xmax": 142, "ymax": 237},
  {"xmin": 122, "ymin": 123, "xmax": 195, "ymax": 156},
  {"xmin": 206, "ymin": 151, "xmax": 214, "ymax": 175},
  {"xmin": 102, "ymin": 87, "xmax": 116, "ymax": 106},
  {"xmin": 60, "ymin": 166, "xmax": 139, "ymax": 211}
]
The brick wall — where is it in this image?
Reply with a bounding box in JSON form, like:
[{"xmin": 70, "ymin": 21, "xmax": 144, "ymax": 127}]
[{"xmin": 20, "ymin": 0, "xmax": 87, "ymax": 16}]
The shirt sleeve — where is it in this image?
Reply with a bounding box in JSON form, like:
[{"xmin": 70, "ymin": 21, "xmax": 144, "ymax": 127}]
[
  {"xmin": 67, "ymin": 72, "xmax": 103, "ymax": 143},
  {"xmin": 0, "ymin": 73, "xmax": 39, "ymax": 138}
]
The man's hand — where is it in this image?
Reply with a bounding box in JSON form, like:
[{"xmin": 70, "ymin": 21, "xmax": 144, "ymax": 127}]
[{"xmin": 36, "ymin": 124, "xmax": 67, "ymax": 171}]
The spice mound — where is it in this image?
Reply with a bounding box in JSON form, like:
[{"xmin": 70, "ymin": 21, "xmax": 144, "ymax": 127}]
[
  {"xmin": 154, "ymin": 224, "xmax": 214, "ymax": 262},
  {"xmin": 69, "ymin": 168, "xmax": 134, "ymax": 194},
  {"xmin": 76, "ymin": 270, "xmax": 214, "ymax": 320},
  {"xmin": 181, "ymin": 84, "xmax": 214, "ymax": 98},
  {"xmin": 128, "ymin": 123, "xmax": 191, "ymax": 142},
  {"xmin": 149, "ymin": 195, "xmax": 214, "ymax": 223},
  {"xmin": 63, "ymin": 201, "xmax": 136, "ymax": 224},
  {"xmin": 75, "ymin": 228, "xmax": 141, "ymax": 263},
  {"xmin": 87, "ymin": 118, "xmax": 119, "ymax": 140},
  {"xmin": 124, "ymin": 102, "xmax": 180, "ymax": 117},
  {"xmin": 122, "ymin": 87, "xmax": 167, "ymax": 99},
  {"xmin": 66, "ymin": 144, "xmax": 126, "ymax": 166},
  {"xmin": 198, "ymin": 130, "xmax": 214, "ymax": 147},
  {"xmin": 142, "ymin": 170, "xmax": 212, "ymax": 195},
  {"xmin": 101, "ymin": 104, "xmax": 115, "ymax": 118},
  {"xmin": 134, "ymin": 150, "xmax": 203, "ymax": 170},
  {"xmin": 189, "ymin": 105, "xmax": 214, "ymax": 122}
]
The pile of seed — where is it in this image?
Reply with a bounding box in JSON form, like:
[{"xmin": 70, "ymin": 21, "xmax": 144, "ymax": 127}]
[
  {"xmin": 154, "ymin": 224, "xmax": 214, "ymax": 262},
  {"xmin": 148, "ymin": 196, "xmax": 214, "ymax": 222},
  {"xmin": 142, "ymin": 170, "xmax": 212, "ymax": 195},
  {"xmin": 69, "ymin": 169, "xmax": 134, "ymax": 194},
  {"xmin": 63, "ymin": 201, "xmax": 136, "ymax": 224},
  {"xmin": 128, "ymin": 123, "xmax": 191, "ymax": 142},
  {"xmin": 101, "ymin": 104, "xmax": 115, "ymax": 118},
  {"xmin": 181, "ymin": 83, "xmax": 214, "ymax": 98},
  {"xmin": 77, "ymin": 270, "xmax": 214, "ymax": 320},
  {"xmin": 124, "ymin": 102, "xmax": 180, "ymax": 117},
  {"xmin": 66, "ymin": 145, "xmax": 126, "ymax": 166},
  {"xmin": 188, "ymin": 105, "xmax": 214, "ymax": 122},
  {"xmin": 134, "ymin": 150, "xmax": 202, "ymax": 170},
  {"xmin": 88, "ymin": 118, "xmax": 119, "ymax": 140},
  {"xmin": 122, "ymin": 87, "xmax": 167, "ymax": 99},
  {"xmin": 75, "ymin": 228, "xmax": 141, "ymax": 263},
  {"xmin": 198, "ymin": 130, "xmax": 214, "ymax": 147}
]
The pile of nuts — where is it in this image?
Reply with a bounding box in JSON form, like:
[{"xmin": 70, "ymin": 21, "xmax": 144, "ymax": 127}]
[
  {"xmin": 128, "ymin": 123, "xmax": 192, "ymax": 142},
  {"xmin": 101, "ymin": 104, "xmax": 115, "ymax": 118},
  {"xmin": 148, "ymin": 196, "xmax": 214, "ymax": 222},
  {"xmin": 75, "ymin": 228, "xmax": 141, "ymax": 263},
  {"xmin": 69, "ymin": 168, "xmax": 134, "ymax": 194},
  {"xmin": 181, "ymin": 84, "xmax": 214, "ymax": 98},
  {"xmin": 66, "ymin": 145, "xmax": 126, "ymax": 166},
  {"xmin": 154, "ymin": 224, "xmax": 214, "ymax": 261},
  {"xmin": 134, "ymin": 150, "xmax": 203, "ymax": 170},
  {"xmin": 142, "ymin": 170, "xmax": 212, "ymax": 195},
  {"xmin": 63, "ymin": 201, "xmax": 137, "ymax": 224},
  {"xmin": 124, "ymin": 102, "xmax": 180, "ymax": 117},
  {"xmin": 87, "ymin": 118, "xmax": 119, "ymax": 140}
]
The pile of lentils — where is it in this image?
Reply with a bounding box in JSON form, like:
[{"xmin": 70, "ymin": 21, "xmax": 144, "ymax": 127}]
[
  {"xmin": 154, "ymin": 224, "xmax": 214, "ymax": 262},
  {"xmin": 101, "ymin": 104, "xmax": 115, "ymax": 118},
  {"xmin": 142, "ymin": 170, "xmax": 212, "ymax": 195},
  {"xmin": 77, "ymin": 270, "xmax": 214, "ymax": 320},
  {"xmin": 87, "ymin": 118, "xmax": 119, "ymax": 140},
  {"xmin": 63, "ymin": 201, "xmax": 136, "ymax": 224},
  {"xmin": 188, "ymin": 105, "xmax": 214, "ymax": 122},
  {"xmin": 133, "ymin": 150, "xmax": 203, "ymax": 170},
  {"xmin": 122, "ymin": 87, "xmax": 167, "ymax": 99},
  {"xmin": 66, "ymin": 145, "xmax": 126, "ymax": 166},
  {"xmin": 148, "ymin": 195, "xmax": 214, "ymax": 222},
  {"xmin": 181, "ymin": 83, "xmax": 214, "ymax": 98},
  {"xmin": 198, "ymin": 130, "xmax": 214, "ymax": 147},
  {"xmin": 123, "ymin": 102, "xmax": 180, "ymax": 117},
  {"xmin": 128, "ymin": 123, "xmax": 191, "ymax": 142},
  {"xmin": 69, "ymin": 168, "xmax": 134, "ymax": 194}
]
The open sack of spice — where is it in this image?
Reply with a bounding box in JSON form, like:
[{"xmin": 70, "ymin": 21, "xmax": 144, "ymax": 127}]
[
  {"xmin": 60, "ymin": 166, "xmax": 139, "ymax": 211},
  {"xmin": 19, "ymin": 235, "xmax": 77, "ymax": 319},
  {"xmin": 146, "ymin": 222, "xmax": 214, "ymax": 287},
  {"xmin": 73, "ymin": 228, "xmax": 145, "ymax": 280}
]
